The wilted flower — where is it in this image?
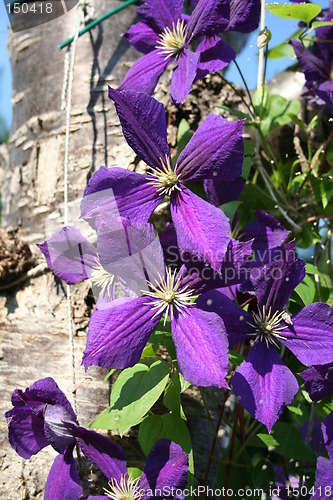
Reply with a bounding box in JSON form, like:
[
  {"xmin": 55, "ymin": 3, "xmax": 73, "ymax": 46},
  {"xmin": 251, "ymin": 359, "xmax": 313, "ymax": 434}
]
[{"xmin": 5, "ymin": 378, "xmax": 189, "ymax": 500}]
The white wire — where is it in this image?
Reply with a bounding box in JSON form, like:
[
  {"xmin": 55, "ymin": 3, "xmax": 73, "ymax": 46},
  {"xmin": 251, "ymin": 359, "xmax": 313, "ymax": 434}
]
[{"xmin": 62, "ymin": 4, "xmax": 84, "ymax": 417}]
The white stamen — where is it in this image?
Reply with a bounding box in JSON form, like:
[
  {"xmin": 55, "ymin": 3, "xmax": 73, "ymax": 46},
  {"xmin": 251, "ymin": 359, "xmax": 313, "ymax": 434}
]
[
  {"xmin": 105, "ymin": 473, "xmax": 143, "ymax": 500},
  {"xmin": 90, "ymin": 257, "xmax": 115, "ymax": 297},
  {"xmin": 156, "ymin": 19, "xmax": 187, "ymax": 59},
  {"xmin": 247, "ymin": 305, "xmax": 288, "ymax": 347},
  {"xmin": 146, "ymin": 155, "xmax": 180, "ymax": 197},
  {"xmin": 142, "ymin": 268, "xmax": 197, "ymax": 324}
]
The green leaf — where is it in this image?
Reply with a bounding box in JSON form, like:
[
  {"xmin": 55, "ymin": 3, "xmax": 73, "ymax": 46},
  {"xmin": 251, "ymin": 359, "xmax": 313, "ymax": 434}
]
[
  {"xmin": 267, "ymin": 3, "xmax": 321, "ymax": 24},
  {"xmin": 140, "ymin": 344, "xmax": 156, "ymax": 358},
  {"xmin": 252, "ymin": 459, "xmax": 276, "ymax": 490},
  {"xmin": 242, "ymin": 157, "xmax": 252, "ymax": 180},
  {"xmin": 287, "ymin": 404, "xmax": 303, "ymax": 416},
  {"xmin": 229, "ymin": 350, "xmax": 245, "ymax": 366},
  {"xmin": 127, "ymin": 467, "xmax": 143, "ymax": 480},
  {"xmin": 220, "ymin": 201, "xmax": 242, "ymax": 223},
  {"xmin": 88, "ymin": 408, "xmax": 118, "ymax": 430},
  {"xmin": 163, "ymin": 372, "xmax": 186, "ymax": 419},
  {"xmin": 297, "ymin": 225, "xmax": 321, "ymax": 249},
  {"xmin": 249, "ymin": 422, "xmax": 316, "ymax": 461},
  {"xmin": 308, "ymin": 20, "xmax": 333, "ymax": 32},
  {"xmin": 253, "ymin": 86, "xmax": 270, "ymax": 117},
  {"xmin": 310, "ymin": 175, "xmax": 333, "ymax": 209},
  {"xmin": 218, "ymin": 104, "xmax": 250, "ymax": 120},
  {"xmin": 317, "ymin": 396, "xmax": 333, "ymax": 417},
  {"xmin": 268, "ymin": 28, "xmax": 306, "ymax": 59},
  {"xmin": 268, "ymin": 41, "xmax": 296, "ymax": 59},
  {"xmin": 261, "ymin": 94, "xmax": 300, "ymax": 136},
  {"xmin": 177, "ymin": 118, "xmax": 192, "ymax": 149},
  {"xmin": 244, "ymin": 139, "xmax": 255, "ymax": 156},
  {"xmin": 294, "ymin": 274, "xmax": 316, "ymax": 306},
  {"xmin": 288, "ymin": 113, "xmax": 307, "ymax": 130},
  {"xmin": 103, "ymin": 368, "xmax": 117, "ymax": 383},
  {"xmin": 138, "ymin": 413, "xmax": 194, "ymax": 475},
  {"xmin": 109, "ymin": 360, "xmax": 170, "ymax": 435}
]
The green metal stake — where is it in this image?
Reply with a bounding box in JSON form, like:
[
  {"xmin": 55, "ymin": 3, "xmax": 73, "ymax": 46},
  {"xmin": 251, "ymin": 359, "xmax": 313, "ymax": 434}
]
[{"xmin": 57, "ymin": 0, "xmax": 138, "ymax": 50}]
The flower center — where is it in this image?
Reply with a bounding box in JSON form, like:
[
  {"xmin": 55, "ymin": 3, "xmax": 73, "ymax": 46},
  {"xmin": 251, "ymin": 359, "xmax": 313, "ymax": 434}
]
[
  {"xmin": 90, "ymin": 257, "xmax": 115, "ymax": 298},
  {"xmin": 143, "ymin": 268, "xmax": 197, "ymax": 325},
  {"xmin": 156, "ymin": 19, "xmax": 187, "ymax": 59},
  {"xmin": 105, "ymin": 474, "xmax": 143, "ymax": 500},
  {"xmin": 248, "ymin": 305, "xmax": 288, "ymax": 348},
  {"xmin": 146, "ymin": 155, "xmax": 180, "ymax": 197}
]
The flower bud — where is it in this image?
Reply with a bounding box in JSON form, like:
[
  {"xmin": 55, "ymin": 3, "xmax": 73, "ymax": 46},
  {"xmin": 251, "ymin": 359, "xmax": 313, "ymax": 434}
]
[{"xmin": 257, "ymin": 27, "xmax": 272, "ymax": 49}]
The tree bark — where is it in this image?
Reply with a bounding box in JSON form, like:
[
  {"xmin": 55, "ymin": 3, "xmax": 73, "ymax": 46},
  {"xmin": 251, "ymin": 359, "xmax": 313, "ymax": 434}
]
[{"xmin": 0, "ymin": 2, "xmax": 141, "ymax": 497}]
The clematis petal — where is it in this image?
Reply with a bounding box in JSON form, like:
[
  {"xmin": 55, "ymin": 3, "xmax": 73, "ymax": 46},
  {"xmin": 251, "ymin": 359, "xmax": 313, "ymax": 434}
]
[
  {"xmin": 44, "ymin": 447, "xmax": 82, "ymax": 500},
  {"xmin": 195, "ymin": 35, "xmax": 236, "ymax": 82},
  {"xmin": 109, "ymin": 88, "xmax": 171, "ymax": 171},
  {"xmin": 82, "ymin": 297, "xmax": 162, "ymax": 370},
  {"xmin": 139, "ymin": 439, "xmax": 188, "ymax": 496},
  {"xmin": 204, "ymin": 177, "xmax": 244, "ymax": 207},
  {"xmin": 43, "ymin": 404, "xmax": 77, "ymax": 454},
  {"xmin": 123, "ymin": 22, "xmax": 160, "ymax": 54},
  {"xmin": 170, "ymin": 186, "xmax": 230, "ymax": 271},
  {"xmin": 170, "ymin": 49, "xmax": 200, "ymax": 104},
  {"xmin": 311, "ymin": 457, "xmax": 333, "ymax": 500},
  {"xmin": 117, "ymin": 50, "xmax": 170, "ymax": 96},
  {"xmin": 171, "ymin": 306, "xmax": 229, "ymax": 388},
  {"xmin": 242, "ymin": 211, "xmax": 290, "ymax": 256},
  {"xmin": 322, "ymin": 412, "xmax": 333, "ymax": 461},
  {"xmin": 315, "ymin": 81, "xmax": 333, "ymax": 113},
  {"xmin": 185, "ymin": 0, "xmax": 230, "ymax": 42},
  {"xmin": 250, "ymin": 241, "xmax": 306, "ymax": 313},
  {"xmin": 6, "ymin": 378, "xmax": 77, "ymax": 459},
  {"xmin": 176, "ymin": 115, "xmax": 244, "ymax": 182},
  {"xmin": 37, "ymin": 226, "xmax": 97, "ymax": 285},
  {"xmin": 5, "ymin": 407, "xmax": 49, "ymax": 459},
  {"xmin": 290, "ymin": 40, "xmax": 330, "ymax": 84},
  {"xmin": 68, "ymin": 425, "xmax": 127, "ymax": 482},
  {"xmin": 137, "ymin": 0, "xmax": 184, "ymax": 31},
  {"xmin": 10, "ymin": 377, "xmax": 76, "ymax": 420},
  {"xmin": 81, "ymin": 166, "xmax": 162, "ymax": 225},
  {"xmin": 197, "ymin": 289, "xmax": 252, "ymax": 346},
  {"xmin": 282, "ymin": 303, "xmax": 333, "ymax": 366},
  {"xmin": 300, "ymin": 363, "xmax": 333, "ymax": 402},
  {"xmin": 227, "ymin": 0, "xmax": 260, "ymax": 33},
  {"xmin": 232, "ymin": 342, "xmax": 299, "ymax": 431}
]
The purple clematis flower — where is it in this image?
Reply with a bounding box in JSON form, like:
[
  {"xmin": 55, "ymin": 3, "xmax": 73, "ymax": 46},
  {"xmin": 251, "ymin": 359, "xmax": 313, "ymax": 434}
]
[
  {"xmin": 81, "ymin": 88, "xmax": 244, "ymax": 272},
  {"xmin": 301, "ymin": 363, "xmax": 333, "ymax": 402},
  {"xmin": 5, "ymin": 377, "xmax": 127, "ymax": 500},
  {"xmin": 311, "ymin": 412, "xmax": 333, "ymax": 500},
  {"xmin": 5, "ymin": 378, "xmax": 189, "ymax": 500},
  {"xmin": 197, "ymin": 242, "xmax": 333, "ymax": 431},
  {"xmin": 82, "ymin": 215, "xmax": 232, "ymax": 388},
  {"xmin": 120, "ymin": 0, "xmax": 260, "ymax": 103},
  {"xmin": 290, "ymin": 14, "xmax": 333, "ymax": 113}
]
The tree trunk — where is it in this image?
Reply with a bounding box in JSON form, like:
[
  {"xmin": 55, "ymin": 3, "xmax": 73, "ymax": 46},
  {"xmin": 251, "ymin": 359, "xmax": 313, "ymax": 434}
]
[{"xmin": 0, "ymin": 3, "xmax": 141, "ymax": 497}]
